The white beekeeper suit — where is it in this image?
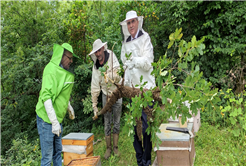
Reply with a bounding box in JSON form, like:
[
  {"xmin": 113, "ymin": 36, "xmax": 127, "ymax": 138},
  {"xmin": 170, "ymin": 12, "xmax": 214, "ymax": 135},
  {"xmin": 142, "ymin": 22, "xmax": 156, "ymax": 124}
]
[
  {"xmin": 120, "ymin": 10, "xmax": 155, "ymax": 166},
  {"xmin": 120, "ymin": 11, "xmax": 156, "ymax": 89}
]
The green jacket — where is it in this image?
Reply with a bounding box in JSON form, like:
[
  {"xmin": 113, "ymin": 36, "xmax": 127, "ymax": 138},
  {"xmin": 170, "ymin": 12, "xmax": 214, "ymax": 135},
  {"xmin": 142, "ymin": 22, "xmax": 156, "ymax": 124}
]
[{"xmin": 35, "ymin": 44, "xmax": 74, "ymax": 124}]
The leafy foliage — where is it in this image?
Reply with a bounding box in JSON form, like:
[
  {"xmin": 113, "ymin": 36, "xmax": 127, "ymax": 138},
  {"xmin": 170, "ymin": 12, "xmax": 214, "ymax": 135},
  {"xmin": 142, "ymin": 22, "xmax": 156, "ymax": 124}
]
[
  {"xmin": 221, "ymin": 87, "xmax": 246, "ymax": 139},
  {"xmin": 124, "ymin": 28, "xmax": 221, "ymax": 148},
  {"xmin": 168, "ymin": 1, "xmax": 246, "ymax": 91},
  {"xmin": 2, "ymin": 137, "xmax": 41, "ymax": 166},
  {"xmin": 65, "ymin": 1, "xmax": 92, "ymax": 61}
]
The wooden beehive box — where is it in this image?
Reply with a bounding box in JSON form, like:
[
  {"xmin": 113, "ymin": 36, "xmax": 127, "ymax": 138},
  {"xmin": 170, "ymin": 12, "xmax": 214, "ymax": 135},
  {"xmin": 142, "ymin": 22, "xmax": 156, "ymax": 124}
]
[
  {"xmin": 67, "ymin": 156, "xmax": 101, "ymax": 166},
  {"xmin": 62, "ymin": 133, "xmax": 94, "ymax": 166},
  {"xmin": 154, "ymin": 123, "xmax": 195, "ymax": 166}
]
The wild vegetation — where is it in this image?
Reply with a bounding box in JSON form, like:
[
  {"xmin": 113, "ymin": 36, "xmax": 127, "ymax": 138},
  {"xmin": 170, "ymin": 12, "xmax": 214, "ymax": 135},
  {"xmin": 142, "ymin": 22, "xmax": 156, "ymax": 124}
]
[{"xmin": 1, "ymin": 1, "xmax": 245, "ymax": 165}]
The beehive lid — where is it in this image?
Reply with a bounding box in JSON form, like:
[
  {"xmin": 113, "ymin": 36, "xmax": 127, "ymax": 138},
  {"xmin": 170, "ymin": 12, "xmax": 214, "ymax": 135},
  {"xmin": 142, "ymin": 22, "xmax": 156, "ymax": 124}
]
[
  {"xmin": 156, "ymin": 123, "xmax": 193, "ymax": 142},
  {"xmin": 62, "ymin": 133, "xmax": 93, "ymax": 140}
]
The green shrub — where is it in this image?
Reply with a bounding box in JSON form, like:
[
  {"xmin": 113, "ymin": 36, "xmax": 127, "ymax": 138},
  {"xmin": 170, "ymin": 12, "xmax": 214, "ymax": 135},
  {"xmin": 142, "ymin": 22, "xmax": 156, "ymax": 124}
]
[
  {"xmin": 2, "ymin": 137, "xmax": 41, "ymax": 166},
  {"xmin": 221, "ymin": 86, "xmax": 246, "ymax": 141}
]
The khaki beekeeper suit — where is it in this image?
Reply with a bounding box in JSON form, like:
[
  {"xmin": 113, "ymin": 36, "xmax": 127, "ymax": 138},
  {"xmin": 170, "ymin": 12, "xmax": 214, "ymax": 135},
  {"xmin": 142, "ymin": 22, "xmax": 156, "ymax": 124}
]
[{"xmin": 88, "ymin": 39, "xmax": 122, "ymax": 159}]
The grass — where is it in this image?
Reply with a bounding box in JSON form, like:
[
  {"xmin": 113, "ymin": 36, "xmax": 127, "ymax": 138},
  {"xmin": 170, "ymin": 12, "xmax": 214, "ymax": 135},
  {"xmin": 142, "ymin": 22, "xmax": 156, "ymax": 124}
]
[
  {"xmin": 93, "ymin": 127, "xmax": 157, "ymax": 166},
  {"xmin": 92, "ymin": 122, "xmax": 246, "ymax": 166},
  {"xmin": 194, "ymin": 122, "xmax": 246, "ymax": 166}
]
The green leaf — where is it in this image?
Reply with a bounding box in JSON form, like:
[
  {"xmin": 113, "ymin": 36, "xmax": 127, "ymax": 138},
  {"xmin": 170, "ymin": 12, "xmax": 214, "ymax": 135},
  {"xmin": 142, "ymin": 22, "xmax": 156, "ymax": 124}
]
[
  {"xmin": 125, "ymin": 52, "xmax": 132, "ymax": 60},
  {"xmin": 178, "ymin": 48, "xmax": 182, "ymax": 57},
  {"xmin": 191, "ymin": 36, "xmax": 197, "ymax": 47},
  {"xmin": 195, "ymin": 65, "xmax": 200, "ymax": 72},
  {"xmin": 140, "ymin": 75, "xmax": 143, "ymax": 83},
  {"xmin": 187, "ymin": 53, "xmax": 193, "ymax": 61},
  {"xmin": 168, "ymin": 41, "xmax": 174, "ymax": 49},
  {"xmin": 237, "ymin": 107, "xmax": 242, "ymax": 115},
  {"xmin": 177, "ymin": 33, "xmax": 183, "ymax": 40},
  {"xmin": 157, "ymin": 76, "xmax": 162, "ymax": 89},
  {"xmin": 99, "ymin": 66, "xmax": 106, "ymax": 73},
  {"xmin": 169, "ymin": 33, "xmax": 174, "ymax": 41},
  {"xmin": 229, "ymin": 117, "xmax": 237, "ymax": 125},
  {"xmin": 196, "ymin": 45, "xmax": 203, "ymax": 55},
  {"xmin": 160, "ymin": 70, "xmax": 168, "ymax": 76}
]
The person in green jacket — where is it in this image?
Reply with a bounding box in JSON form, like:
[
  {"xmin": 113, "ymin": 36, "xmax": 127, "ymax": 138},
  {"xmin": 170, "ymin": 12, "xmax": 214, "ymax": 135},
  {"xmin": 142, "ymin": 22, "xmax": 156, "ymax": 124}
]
[{"xmin": 35, "ymin": 43, "xmax": 78, "ymax": 166}]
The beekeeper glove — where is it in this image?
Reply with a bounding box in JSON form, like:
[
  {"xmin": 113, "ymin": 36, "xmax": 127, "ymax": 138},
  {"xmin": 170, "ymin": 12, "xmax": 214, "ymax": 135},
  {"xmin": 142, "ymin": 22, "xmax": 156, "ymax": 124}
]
[
  {"xmin": 104, "ymin": 72, "xmax": 109, "ymax": 84},
  {"xmin": 44, "ymin": 99, "xmax": 61, "ymax": 137},
  {"xmin": 131, "ymin": 57, "xmax": 152, "ymax": 72},
  {"xmin": 68, "ymin": 101, "xmax": 75, "ymax": 120},
  {"xmin": 125, "ymin": 59, "xmax": 135, "ymax": 70},
  {"xmin": 93, "ymin": 106, "xmax": 98, "ymax": 117}
]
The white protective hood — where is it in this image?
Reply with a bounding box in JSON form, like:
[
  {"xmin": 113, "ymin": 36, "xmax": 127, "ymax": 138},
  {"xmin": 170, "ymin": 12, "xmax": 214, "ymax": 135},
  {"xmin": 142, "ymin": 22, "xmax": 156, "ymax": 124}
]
[
  {"xmin": 120, "ymin": 17, "xmax": 156, "ymax": 89},
  {"xmin": 120, "ymin": 15, "xmax": 144, "ymax": 43}
]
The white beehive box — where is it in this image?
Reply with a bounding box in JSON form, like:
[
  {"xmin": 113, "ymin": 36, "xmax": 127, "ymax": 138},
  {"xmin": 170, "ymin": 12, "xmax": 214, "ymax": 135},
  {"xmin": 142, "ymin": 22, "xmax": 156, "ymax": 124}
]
[
  {"xmin": 167, "ymin": 100, "xmax": 201, "ymax": 133},
  {"xmin": 154, "ymin": 123, "xmax": 196, "ymax": 166}
]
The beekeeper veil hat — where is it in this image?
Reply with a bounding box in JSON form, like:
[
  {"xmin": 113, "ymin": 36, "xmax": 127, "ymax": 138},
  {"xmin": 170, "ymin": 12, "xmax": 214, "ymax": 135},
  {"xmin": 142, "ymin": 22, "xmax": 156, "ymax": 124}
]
[
  {"xmin": 120, "ymin": 10, "xmax": 144, "ymax": 42},
  {"xmin": 88, "ymin": 39, "xmax": 108, "ymax": 62}
]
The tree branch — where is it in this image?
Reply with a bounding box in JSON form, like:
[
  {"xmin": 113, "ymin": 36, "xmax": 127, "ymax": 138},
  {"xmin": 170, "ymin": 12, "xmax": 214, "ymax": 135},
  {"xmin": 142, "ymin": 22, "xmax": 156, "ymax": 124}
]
[{"xmin": 93, "ymin": 81, "xmax": 172, "ymax": 120}]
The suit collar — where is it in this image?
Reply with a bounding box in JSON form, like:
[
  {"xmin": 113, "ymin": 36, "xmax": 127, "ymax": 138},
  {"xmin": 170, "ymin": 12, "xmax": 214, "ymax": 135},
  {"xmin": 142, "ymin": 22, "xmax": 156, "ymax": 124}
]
[{"xmin": 126, "ymin": 30, "xmax": 143, "ymax": 42}]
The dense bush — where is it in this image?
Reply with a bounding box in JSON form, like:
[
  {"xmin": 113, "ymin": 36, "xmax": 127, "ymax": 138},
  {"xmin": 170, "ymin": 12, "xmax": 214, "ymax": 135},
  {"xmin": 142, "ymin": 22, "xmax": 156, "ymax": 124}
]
[
  {"xmin": 168, "ymin": 1, "xmax": 246, "ymax": 91},
  {"xmin": 2, "ymin": 137, "xmax": 41, "ymax": 166}
]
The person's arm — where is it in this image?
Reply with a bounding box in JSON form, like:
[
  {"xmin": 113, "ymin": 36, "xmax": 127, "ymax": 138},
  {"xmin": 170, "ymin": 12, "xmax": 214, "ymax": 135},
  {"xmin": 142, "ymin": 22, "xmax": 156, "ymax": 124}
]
[
  {"xmin": 91, "ymin": 68, "xmax": 101, "ymax": 116},
  {"xmin": 40, "ymin": 73, "xmax": 61, "ymax": 136},
  {"xmin": 44, "ymin": 99, "xmax": 61, "ymax": 136},
  {"xmin": 120, "ymin": 44, "xmax": 127, "ymax": 65}
]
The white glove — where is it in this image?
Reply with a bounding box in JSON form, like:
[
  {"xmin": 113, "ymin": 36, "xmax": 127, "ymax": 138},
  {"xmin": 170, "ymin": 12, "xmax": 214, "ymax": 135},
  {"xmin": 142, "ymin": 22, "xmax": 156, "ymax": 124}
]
[
  {"xmin": 44, "ymin": 99, "xmax": 61, "ymax": 137},
  {"xmin": 125, "ymin": 60, "xmax": 135, "ymax": 70},
  {"xmin": 68, "ymin": 101, "xmax": 75, "ymax": 120},
  {"xmin": 93, "ymin": 107, "xmax": 98, "ymax": 117}
]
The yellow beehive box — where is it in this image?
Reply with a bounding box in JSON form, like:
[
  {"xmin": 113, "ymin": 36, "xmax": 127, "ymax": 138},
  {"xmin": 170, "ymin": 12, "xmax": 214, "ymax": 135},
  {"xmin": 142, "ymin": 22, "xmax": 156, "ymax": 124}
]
[{"xmin": 62, "ymin": 133, "xmax": 94, "ymax": 166}]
